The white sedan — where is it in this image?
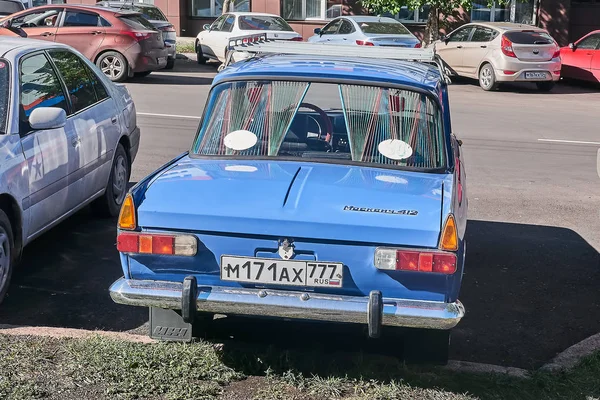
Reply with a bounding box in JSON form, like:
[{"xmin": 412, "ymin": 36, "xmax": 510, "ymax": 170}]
[{"xmin": 195, "ymin": 12, "xmax": 302, "ymax": 64}]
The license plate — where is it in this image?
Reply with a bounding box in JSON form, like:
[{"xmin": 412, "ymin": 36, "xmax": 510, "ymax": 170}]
[
  {"xmin": 525, "ymin": 72, "xmax": 547, "ymax": 79},
  {"xmin": 221, "ymin": 255, "xmax": 343, "ymax": 288}
]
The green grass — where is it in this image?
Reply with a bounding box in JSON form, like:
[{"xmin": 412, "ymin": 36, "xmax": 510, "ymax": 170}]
[
  {"xmin": 0, "ymin": 334, "xmax": 599, "ymax": 400},
  {"xmin": 176, "ymin": 42, "xmax": 195, "ymax": 54}
]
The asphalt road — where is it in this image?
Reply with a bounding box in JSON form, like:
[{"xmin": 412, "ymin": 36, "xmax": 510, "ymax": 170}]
[{"xmin": 1, "ymin": 56, "xmax": 598, "ymax": 369}]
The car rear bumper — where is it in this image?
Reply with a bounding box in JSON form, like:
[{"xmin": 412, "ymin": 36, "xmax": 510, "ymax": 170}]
[
  {"xmin": 494, "ymin": 60, "xmax": 561, "ymax": 82},
  {"xmin": 109, "ymin": 278, "xmax": 465, "ymax": 331}
]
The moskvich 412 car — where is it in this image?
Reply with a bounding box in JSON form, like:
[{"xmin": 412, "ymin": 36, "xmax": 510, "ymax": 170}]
[{"xmin": 109, "ymin": 35, "xmax": 467, "ymax": 362}]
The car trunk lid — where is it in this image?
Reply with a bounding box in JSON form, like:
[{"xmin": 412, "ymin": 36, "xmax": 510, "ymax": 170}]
[{"xmin": 505, "ymin": 30, "xmax": 557, "ymax": 62}]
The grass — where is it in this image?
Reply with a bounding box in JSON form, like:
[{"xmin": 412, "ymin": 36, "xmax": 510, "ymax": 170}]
[
  {"xmin": 176, "ymin": 42, "xmax": 196, "ymax": 54},
  {"xmin": 0, "ymin": 334, "xmax": 599, "ymax": 400}
]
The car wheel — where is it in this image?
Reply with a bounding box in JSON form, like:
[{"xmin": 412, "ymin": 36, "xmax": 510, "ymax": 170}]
[
  {"xmin": 92, "ymin": 144, "xmax": 130, "ymax": 217},
  {"xmin": 479, "ymin": 63, "xmax": 498, "ymax": 91},
  {"xmin": 96, "ymin": 51, "xmax": 129, "ymax": 83},
  {"xmin": 536, "ymin": 81, "xmax": 555, "ymax": 92},
  {"xmin": 403, "ymin": 328, "xmax": 450, "ymax": 365},
  {"xmin": 196, "ymin": 40, "xmax": 206, "ymax": 65},
  {"xmin": 165, "ymin": 58, "xmax": 175, "ymax": 70},
  {"xmin": 0, "ymin": 209, "xmax": 14, "ymax": 305}
]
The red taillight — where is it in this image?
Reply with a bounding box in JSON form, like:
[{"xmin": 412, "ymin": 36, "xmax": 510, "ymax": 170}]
[
  {"xmin": 374, "ymin": 248, "xmax": 457, "ymax": 274},
  {"xmin": 501, "ymin": 35, "xmax": 516, "ymax": 58},
  {"xmin": 503, "ymin": 70, "xmax": 516, "ymax": 75},
  {"xmin": 290, "ymin": 36, "xmax": 303, "ymax": 41},
  {"xmin": 356, "ymin": 40, "xmax": 374, "ymax": 46},
  {"xmin": 121, "ymin": 30, "xmax": 151, "ymax": 42},
  {"xmin": 414, "ymin": 42, "xmax": 422, "ymax": 48},
  {"xmin": 552, "ymin": 48, "xmax": 560, "ymax": 58},
  {"xmin": 117, "ymin": 232, "xmax": 197, "ymax": 256}
]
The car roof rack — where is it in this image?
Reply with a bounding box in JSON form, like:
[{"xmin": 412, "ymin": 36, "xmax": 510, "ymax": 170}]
[{"xmin": 223, "ymin": 33, "xmax": 452, "ymax": 83}]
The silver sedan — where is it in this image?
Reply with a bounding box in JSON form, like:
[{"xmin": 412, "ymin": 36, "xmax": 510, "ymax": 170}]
[{"xmin": 0, "ymin": 37, "xmax": 140, "ymax": 304}]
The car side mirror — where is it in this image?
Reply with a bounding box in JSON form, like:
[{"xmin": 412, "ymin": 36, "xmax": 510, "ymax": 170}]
[
  {"xmin": 203, "ymin": 23, "xmax": 211, "ymax": 31},
  {"xmin": 0, "ymin": 18, "xmax": 27, "ymax": 37},
  {"xmin": 314, "ymin": 28, "xmax": 321, "ymax": 35},
  {"xmin": 569, "ymin": 42, "xmax": 575, "ymax": 50},
  {"xmin": 29, "ymin": 107, "xmax": 67, "ymax": 130}
]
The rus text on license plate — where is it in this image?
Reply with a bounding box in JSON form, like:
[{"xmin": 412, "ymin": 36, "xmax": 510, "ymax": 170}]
[
  {"xmin": 220, "ymin": 256, "xmax": 343, "ymax": 288},
  {"xmin": 525, "ymin": 72, "xmax": 547, "ymax": 79}
]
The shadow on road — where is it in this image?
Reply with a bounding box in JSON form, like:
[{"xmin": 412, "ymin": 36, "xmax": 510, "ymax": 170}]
[
  {"xmin": 0, "ymin": 216, "xmax": 598, "ymax": 369},
  {"xmin": 449, "ymin": 75, "xmax": 599, "ymax": 94}
]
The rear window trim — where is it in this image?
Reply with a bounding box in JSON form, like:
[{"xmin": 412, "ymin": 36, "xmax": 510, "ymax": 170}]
[
  {"xmin": 189, "ymin": 76, "xmax": 451, "ymax": 174},
  {"xmin": 0, "ymin": 57, "xmax": 11, "ymax": 134}
]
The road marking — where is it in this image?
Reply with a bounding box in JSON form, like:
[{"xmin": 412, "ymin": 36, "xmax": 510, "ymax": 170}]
[
  {"xmin": 138, "ymin": 112, "xmax": 200, "ymax": 120},
  {"xmin": 538, "ymin": 139, "xmax": 600, "ymax": 145}
]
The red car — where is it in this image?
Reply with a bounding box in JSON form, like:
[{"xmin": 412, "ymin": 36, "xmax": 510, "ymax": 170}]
[
  {"xmin": 0, "ymin": 5, "xmax": 168, "ymax": 82},
  {"xmin": 560, "ymin": 30, "xmax": 600, "ymax": 83}
]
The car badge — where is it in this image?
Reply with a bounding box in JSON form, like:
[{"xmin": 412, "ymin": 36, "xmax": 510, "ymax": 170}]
[
  {"xmin": 274, "ymin": 33, "xmax": 279, "ymax": 38},
  {"xmin": 278, "ymin": 239, "xmax": 294, "ymax": 260},
  {"xmin": 533, "ymin": 49, "xmax": 539, "ymax": 54}
]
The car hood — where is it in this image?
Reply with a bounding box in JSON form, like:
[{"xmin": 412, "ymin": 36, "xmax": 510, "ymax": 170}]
[{"xmin": 138, "ymin": 159, "xmax": 448, "ymax": 247}]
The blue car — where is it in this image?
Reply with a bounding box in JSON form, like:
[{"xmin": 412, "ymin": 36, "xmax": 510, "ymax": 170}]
[{"xmin": 109, "ymin": 39, "xmax": 467, "ymax": 362}]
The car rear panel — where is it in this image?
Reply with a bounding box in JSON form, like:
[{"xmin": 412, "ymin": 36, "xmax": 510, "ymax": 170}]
[
  {"xmin": 505, "ymin": 30, "xmax": 557, "ymax": 62},
  {"xmin": 368, "ymin": 35, "xmax": 420, "ymax": 47},
  {"xmin": 123, "ymin": 159, "xmax": 459, "ymax": 302}
]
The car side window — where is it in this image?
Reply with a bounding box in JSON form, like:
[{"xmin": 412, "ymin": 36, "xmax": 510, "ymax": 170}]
[
  {"xmin": 49, "ymin": 50, "xmax": 99, "ymax": 114},
  {"xmin": 448, "ymin": 27, "xmax": 473, "ymax": 42},
  {"xmin": 470, "ymin": 26, "xmax": 497, "ymax": 42},
  {"xmin": 321, "ymin": 19, "xmax": 342, "ymax": 35},
  {"xmin": 100, "ymin": 17, "xmax": 111, "ymax": 27},
  {"xmin": 62, "ymin": 11, "xmax": 100, "ymax": 27},
  {"xmin": 338, "ymin": 20, "xmax": 355, "ymax": 35},
  {"xmin": 210, "ymin": 14, "xmax": 227, "ymax": 31},
  {"xmin": 19, "ymin": 53, "xmax": 68, "ymax": 134},
  {"xmin": 577, "ymin": 34, "xmax": 600, "ymax": 50},
  {"xmin": 220, "ymin": 15, "xmax": 234, "ymax": 32},
  {"xmin": 12, "ymin": 9, "xmax": 61, "ymax": 28}
]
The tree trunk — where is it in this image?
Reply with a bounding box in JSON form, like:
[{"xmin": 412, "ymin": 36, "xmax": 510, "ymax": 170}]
[
  {"xmin": 424, "ymin": 6, "xmax": 439, "ymax": 46},
  {"xmin": 222, "ymin": 0, "xmax": 232, "ymax": 14}
]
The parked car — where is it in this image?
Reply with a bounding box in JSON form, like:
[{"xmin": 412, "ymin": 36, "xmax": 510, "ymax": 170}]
[
  {"xmin": 429, "ymin": 22, "xmax": 561, "ymax": 91},
  {"xmin": 109, "ymin": 37, "xmax": 467, "ymax": 363},
  {"xmin": 0, "ymin": 0, "xmax": 24, "ymax": 17},
  {"xmin": 95, "ymin": 1, "xmax": 177, "ymax": 70},
  {"xmin": 560, "ymin": 30, "xmax": 600, "ymax": 83},
  {"xmin": 0, "ymin": 37, "xmax": 140, "ymax": 304},
  {"xmin": 0, "ymin": 5, "xmax": 168, "ymax": 82},
  {"xmin": 307, "ymin": 16, "xmax": 420, "ymax": 48},
  {"xmin": 195, "ymin": 12, "xmax": 302, "ymax": 64}
]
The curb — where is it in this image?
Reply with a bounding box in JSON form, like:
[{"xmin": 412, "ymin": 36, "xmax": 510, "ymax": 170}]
[
  {"xmin": 444, "ymin": 360, "xmax": 530, "ymax": 379},
  {"xmin": 0, "ymin": 324, "xmax": 155, "ymax": 344},
  {"xmin": 540, "ymin": 332, "xmax": 600, "ymax": 372}
]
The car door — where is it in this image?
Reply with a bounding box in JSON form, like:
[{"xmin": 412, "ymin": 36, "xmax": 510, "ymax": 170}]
[
  {"xmin": 18, "ymin": 51, "xmax": 82, "ymax": 238},
  {"xmin": 436, "ymin": 26, "xmax": 474, "ymax": 74},
  {"xmin": 200, "ymin": 14, "xmax": 226, "ymax": 59},
  {"xmin": 336, "ymin": 18, "xmax": 355, "ymax": 44},
  {"xmin": 461, "ymin": 25, "xmax": 498, "ymax": 77},
  {"xmin": 47, "ymin": 49, "xmax": 120, "ymax": 200},
  {"xmin": 562, "ymin": 33, "xmax": 600, "ymax": 81},
  {"xmin": 53, "ymin": 9, "xmax": 106, "ymax": 61},
  {"xmin": 591, "ymin": 39, "xmax": 600, "ymax": 82},
  {"xmin": 203, "ymin": 14, "xmax": 234, "ymax": 62},
  {"xmin": 312, "ymin": 18, "xmax": 342, "ymax": 43},
  {"xmin": 9, "ymin": 7, "xmax": 63, "ymax": 41}
]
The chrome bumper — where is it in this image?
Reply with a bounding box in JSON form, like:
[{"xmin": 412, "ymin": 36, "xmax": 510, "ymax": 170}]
[{"xmin": 109, "ymin": 278, "xmax": 465, "ymax": 330}]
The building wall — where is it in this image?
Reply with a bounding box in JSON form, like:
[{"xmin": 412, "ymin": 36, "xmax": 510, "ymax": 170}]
[
  {"xmin": 569, "ymin": 2, "xmax": 600, "ymax": 42},
  {"xmin": 538, "ymin": 0, "xmax": 571, "ymax": 46}
]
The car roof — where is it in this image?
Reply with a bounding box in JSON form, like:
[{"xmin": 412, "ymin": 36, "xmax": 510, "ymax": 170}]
[
  {"xmin": 343, "ymin": 16, "xmax": 401, "ymax": 24},
  {"xmin": 97, "ymin": 1, "xmax": 158, "ymax": 8},
  {"xmin": 466, "ymin": 21, "xmax": 547, "ymax": 32},
  {"xmin": 223, "ymin": 12, "xmax": 280, "ymax": 17},
  {"xmin": 213, "ymin": 54, "xmax": 442, "ymax": 95},
  {"xmin": 0, "ymin": 36, "xmax": 73, "ymax": 58},
  {"xmin": 1, "ymin": 3, "xmax": 140, "ymax": 15}
]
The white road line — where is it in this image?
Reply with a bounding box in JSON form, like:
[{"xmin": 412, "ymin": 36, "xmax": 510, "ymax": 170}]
[
  {"xmin": 137, "ymin": 112, "xmax": 200, "ymax": 120},
  {"xmin": 538, "ymin": 139, "xmax": 600, "ymax": 145}
]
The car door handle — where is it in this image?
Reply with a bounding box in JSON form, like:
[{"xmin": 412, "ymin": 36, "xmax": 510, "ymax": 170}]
[
  {"xmin": 91, "ymin": 31, "xmax": 103, "ymax": 35},
  {"xmin": 456, "ymin": 45, "xmax": 463, "ymax": 49},
  {"xmin": 111, "ymin": 116, "xmax": 117, "ymax": 124},
  {"xmin": 480, "ymin": 45, "xmax": 487, "ymax": 48},
  {"xmin": 40, "ymin": 32, "xmax": 54, "ymax": 37}
]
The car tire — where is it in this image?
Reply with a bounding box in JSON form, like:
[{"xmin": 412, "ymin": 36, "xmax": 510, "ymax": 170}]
[
  {"xmin": 165, "ymin": 58, "xmax": 175, "ymax": 70},
  {"xmin": 479, "ymin": 63, "xmax": 498, "ymax": 91},
  {"xmin": 0, "ymin": 209, "xmax": 15, "ymax": 305},
  {"xmin": 92, "ymin": 144, "xmax": 130, "ymax": 218},
  {"xmin": 196, "ymin": 40, "xmax": 206, "ymax": 65},
  {"xmin": 96, "ymin": 51, "xmax": 129, "ymax": 83},
  {"xmin": 536, "ymin": 81, "xmax": 555, "ymax": 92},
  {"xmin": 403, "ymin": 328, "xmax": 450, "ymax": 365}
]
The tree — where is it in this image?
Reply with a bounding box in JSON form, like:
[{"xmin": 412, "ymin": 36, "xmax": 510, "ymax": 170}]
[
  {"xmin": 360, "ymin": 0, "xmax": 473, "ymax": 45},
  {"xmin": 222, "ymin": 0, "xmax": 233, "ymax": 13}
]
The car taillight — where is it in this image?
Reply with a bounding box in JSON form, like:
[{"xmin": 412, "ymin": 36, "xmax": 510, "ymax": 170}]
[
  {"xmin": 374, "ymin": 248, "xmax": 457, "ymax": 274},
  {"xmin": 501, "ymin": 35, "xmax": 516, "ymax": 58},
  {"xmin": 552, "ymin": 48, "xmax": 560, "ymax": 58},
  {"xmin": 159, "ymin": 26, "xmax": 176, "ymax": 32},
  {"xmin": 118, "ymin": 194, "xmax": 136, "ymax": 230},
  {"xmin": 121, "ymin": 30, "xmax": 151, "ymax": 42},
  {"xmin": 356, "ymin": 40, "xmax": 374, "ymax": 46},
  {"xmin": 290, "ymin": 36, "xmax": 303, "ymax": 41},
  {"xmin": 440, "ymin": 214, "xmax": 459, "ymax": 251},
  {"xmin": 414, "ymin": 42, "xmax": 422, "ymax": 48},
  {"xmin": 117, "ymin": 232, "xmax": 198, "ymax": 256}
]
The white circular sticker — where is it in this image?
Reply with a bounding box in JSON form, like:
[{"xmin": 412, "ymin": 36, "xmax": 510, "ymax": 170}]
[
  {"xmin": 223, "ymin": 130, "xmax": 257, "ymax": 151},
  {"xmin": 377, "ymin": 139, "xmax": 413, "ymax": 160},
  {"xmin": 224, "ymin": 165, "xmax": 258, "ymax": 172}
]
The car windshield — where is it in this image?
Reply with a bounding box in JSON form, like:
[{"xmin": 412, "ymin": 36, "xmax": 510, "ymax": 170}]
[
  {"xmin": 238, "ymin": 15, "xmax": 293, "ymax": 31},
  {"xmin": 0, "ymin": 59, "xmax": 8, "ymax": 133},
  {"xmin": 192, "ymin": 81, "xmax": 446, "ymax": 171},
  {"xmin": 358, "ymin": 21, "xmax": 410, "ymax": 35},
  {"xmin": 133, "ymin": 5, "xmax": 166, "ymax": 21},
  {"xmin": 504, "ymin": 31, "xmax": 554, "ymax": 44},
  {"xmin": 119, "ymin": 14, "xmax": 156, "ymax": 30}
]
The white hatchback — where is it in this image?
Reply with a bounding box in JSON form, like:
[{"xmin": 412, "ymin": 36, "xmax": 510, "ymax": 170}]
[{"xmin": 195, "ymin": 12, "xmax": 302, "ymax": 65}]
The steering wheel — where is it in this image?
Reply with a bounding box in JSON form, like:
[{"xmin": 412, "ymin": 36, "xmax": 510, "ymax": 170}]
[{"xmin": 298, "ymin": 102, "xmax": 333, "ymax": 145}]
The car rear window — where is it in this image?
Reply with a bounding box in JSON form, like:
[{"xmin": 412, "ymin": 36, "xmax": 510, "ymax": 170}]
[
  {"xmin": 504, "ymin": 31, "xmax": 555, "ymax": 45},
  {"xmin": 192, "ymin": 81, "xmax": 446, "ymax": 171},
  {"xmin": 0, "ymin": 0, "xmax": 24, "ymax": 15},
  {"xmin": 134, "ymin": 5, "xmax": 167, "ymax": 21},
  {"xmin": 119, "ymin": 14, "xmax": 156, "ymax": 30},
  {"xmin": 238, "ymin": 15, "xmax": 293, "ymax": 31},
  {"xmin": 358, "ymin": 22, "xmax": 410, "ymax": 35},
  {"xmin": 0, "ymin": 59, "xmax": 8, "ymax": 133}
]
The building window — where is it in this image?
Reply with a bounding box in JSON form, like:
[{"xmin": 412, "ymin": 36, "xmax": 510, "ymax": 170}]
[
  {"xmin": 471, "ymin": 0, "xmax": 535, "ymax": 25},
  {"xmin": 281, "ymin": 0, "xmax": 326, "ymax": 20},
  {"xmin": 190, "ymin": 0, "xmax": 249, "ymax": 18},
  {"xmin": 397, "ymin": 5, "xmax": 430, "ymax": 23}
]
